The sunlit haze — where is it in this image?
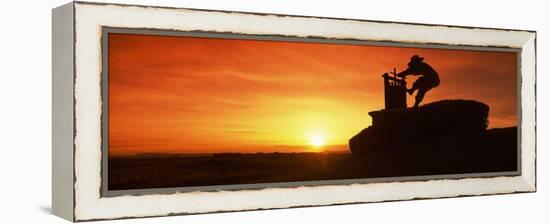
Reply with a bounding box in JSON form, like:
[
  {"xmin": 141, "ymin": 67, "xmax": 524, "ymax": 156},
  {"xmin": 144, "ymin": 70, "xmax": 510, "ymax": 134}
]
[{"xmin": 108, "ymin": 33, "xmax": 518, "ymax": 155}]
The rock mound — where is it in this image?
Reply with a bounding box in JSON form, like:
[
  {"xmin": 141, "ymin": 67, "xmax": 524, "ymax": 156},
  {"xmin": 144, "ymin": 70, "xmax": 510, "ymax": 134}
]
[
  {"xmin": 349, "ymin": 100, "xmax": 489, "ymax": 156},
  {"xmin": 347, "ymin": 99, "xmax": 517, "ymax": 175}
]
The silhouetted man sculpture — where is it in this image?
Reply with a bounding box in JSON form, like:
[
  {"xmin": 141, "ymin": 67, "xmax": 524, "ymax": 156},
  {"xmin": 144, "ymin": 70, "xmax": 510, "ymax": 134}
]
[{"xmin": 397, "ymin": 55, "xmax": 440, "ymax": 108}]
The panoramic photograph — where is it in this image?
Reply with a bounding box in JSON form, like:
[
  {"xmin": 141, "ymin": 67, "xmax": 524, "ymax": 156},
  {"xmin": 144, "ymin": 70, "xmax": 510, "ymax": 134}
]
[{"xmin": 106, "ymin": 32, "xmax": 519, "ymax": 191}]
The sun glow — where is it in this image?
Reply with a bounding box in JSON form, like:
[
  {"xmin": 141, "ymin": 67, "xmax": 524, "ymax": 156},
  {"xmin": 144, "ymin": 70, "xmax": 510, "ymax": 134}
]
[{"xmin": 309, "ymin": 133, "xmax": 326, "ymax": 148}]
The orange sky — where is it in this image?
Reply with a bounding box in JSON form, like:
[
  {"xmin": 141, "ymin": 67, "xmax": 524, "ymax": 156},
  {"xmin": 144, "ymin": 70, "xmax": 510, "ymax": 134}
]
[{"xmin": 108, "ymin": 33, "xmax": 518, "ymax": 155}]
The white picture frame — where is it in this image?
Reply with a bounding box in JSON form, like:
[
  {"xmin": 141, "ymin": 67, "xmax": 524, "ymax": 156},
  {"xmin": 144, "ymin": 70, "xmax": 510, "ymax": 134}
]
[{"xmin": 52, "ymin": 1, "xmax": 536, "ymax": 221}]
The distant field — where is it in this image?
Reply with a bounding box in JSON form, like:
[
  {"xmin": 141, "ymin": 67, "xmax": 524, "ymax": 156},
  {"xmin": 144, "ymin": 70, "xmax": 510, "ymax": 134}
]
[{"xmin": 108, "ymin": 152, "xmax": 364, "ymax": 190}]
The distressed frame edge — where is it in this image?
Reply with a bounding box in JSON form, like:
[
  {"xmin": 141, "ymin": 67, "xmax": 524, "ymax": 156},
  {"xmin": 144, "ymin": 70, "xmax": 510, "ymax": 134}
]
[
  {"xmin": 52, "ymin": 2, "xmax": 76, "ymax": 222},
  {"xmin": 74, "ymin": 0, "xmax": 536, "ymax": 33},
  {"xmin": 519, "ymin": 32, "xmax": 537, "ymax": 192},
  {"xmin": 70, "ymin": 2, "xmax": 537, "ymax": 221}
]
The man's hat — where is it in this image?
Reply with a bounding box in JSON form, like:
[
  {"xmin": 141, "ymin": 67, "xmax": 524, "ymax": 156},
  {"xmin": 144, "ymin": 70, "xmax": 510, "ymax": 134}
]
[{"xmin": 410, "ymin": 55, "xmax": 424, "ymax": 63}]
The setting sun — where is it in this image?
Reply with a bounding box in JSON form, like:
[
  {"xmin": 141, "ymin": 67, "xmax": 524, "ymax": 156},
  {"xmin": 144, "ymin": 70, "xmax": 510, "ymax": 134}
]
[{"xmin": 309, "ymin": 133, "xmax": 326, "ymax": 148}]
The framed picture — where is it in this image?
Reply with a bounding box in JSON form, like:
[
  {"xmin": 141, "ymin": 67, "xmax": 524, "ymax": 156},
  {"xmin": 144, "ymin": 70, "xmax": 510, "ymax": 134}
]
[{"xmin": 52, "ymin": 1, "xmax": 536, "ymax": 222}]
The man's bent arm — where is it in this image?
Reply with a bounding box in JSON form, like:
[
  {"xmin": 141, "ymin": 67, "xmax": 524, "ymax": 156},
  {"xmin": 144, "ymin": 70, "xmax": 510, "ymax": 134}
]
[{"xmin": 397, "ymin": 68, "xmax": 419, "ymax": 77}]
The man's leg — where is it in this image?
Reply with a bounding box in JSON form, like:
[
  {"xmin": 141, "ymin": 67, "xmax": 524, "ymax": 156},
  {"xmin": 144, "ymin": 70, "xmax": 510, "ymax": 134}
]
[
  {"xmin": 413, "ymin": 87, "xmax": 428, "ymax": 108},
  {"xmin": 408, "ymin": 77, "xmax": 424, "ymax": 95}
]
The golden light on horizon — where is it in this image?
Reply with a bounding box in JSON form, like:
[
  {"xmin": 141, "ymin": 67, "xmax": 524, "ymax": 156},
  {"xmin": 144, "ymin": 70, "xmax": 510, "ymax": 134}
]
[{"xmin": 309, "ymin": 133, "xmax": 327, "ymax": 148}]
